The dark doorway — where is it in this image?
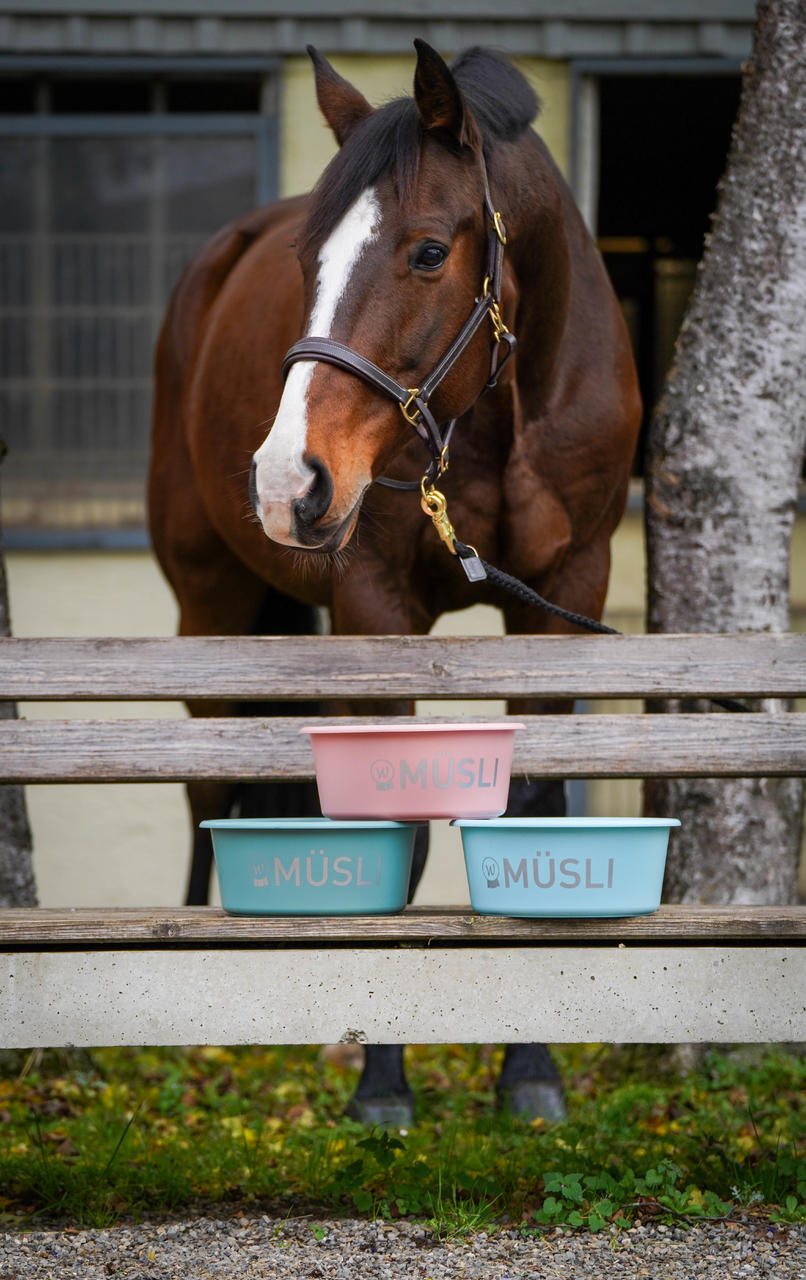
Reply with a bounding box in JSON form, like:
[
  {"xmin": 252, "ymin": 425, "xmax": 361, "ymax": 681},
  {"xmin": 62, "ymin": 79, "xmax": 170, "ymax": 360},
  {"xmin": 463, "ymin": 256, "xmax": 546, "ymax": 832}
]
[{"xmin": 596, "ymin": 72, "xmax": 741, "ymax": 469}]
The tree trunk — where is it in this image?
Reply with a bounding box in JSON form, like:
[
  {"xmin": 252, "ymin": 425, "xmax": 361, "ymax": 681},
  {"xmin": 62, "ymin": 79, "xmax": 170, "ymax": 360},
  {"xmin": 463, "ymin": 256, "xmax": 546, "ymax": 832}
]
[
  {"xmin": 645, "ymin": 0, "xmax": 806, "ymax": 905},
  {"xmin": 0, "ymin": 461, "xmax": 37, "ymax": 908}
]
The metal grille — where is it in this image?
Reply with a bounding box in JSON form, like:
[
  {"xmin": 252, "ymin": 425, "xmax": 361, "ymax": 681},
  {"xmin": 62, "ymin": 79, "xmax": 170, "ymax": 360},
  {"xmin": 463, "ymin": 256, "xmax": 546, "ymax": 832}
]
[{"xmin": 0, "ymin": 82, "xmax": 277, "ymax": 534}]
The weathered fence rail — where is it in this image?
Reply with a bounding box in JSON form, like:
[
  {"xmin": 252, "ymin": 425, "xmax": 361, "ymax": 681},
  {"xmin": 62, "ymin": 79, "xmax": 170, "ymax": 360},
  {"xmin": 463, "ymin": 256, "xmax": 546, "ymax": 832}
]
[{"xmin": 1, "ymin": 632, "xmax": 805, "ymax": 1049}]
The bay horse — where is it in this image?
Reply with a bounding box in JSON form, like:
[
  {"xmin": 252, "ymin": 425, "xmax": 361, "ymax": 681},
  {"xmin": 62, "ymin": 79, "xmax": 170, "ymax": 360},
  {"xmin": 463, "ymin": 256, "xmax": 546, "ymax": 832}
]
[{"xmin": 149, "ymin": 42, "xmax": 641, "ymax": 1125}]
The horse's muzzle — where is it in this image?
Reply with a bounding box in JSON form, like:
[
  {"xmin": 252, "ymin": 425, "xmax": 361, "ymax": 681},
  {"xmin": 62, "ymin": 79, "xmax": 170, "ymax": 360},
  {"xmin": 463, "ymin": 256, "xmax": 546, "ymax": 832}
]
[{"xmin": 251, "ymin": 452, "xmax": 353, "ymax": 551}]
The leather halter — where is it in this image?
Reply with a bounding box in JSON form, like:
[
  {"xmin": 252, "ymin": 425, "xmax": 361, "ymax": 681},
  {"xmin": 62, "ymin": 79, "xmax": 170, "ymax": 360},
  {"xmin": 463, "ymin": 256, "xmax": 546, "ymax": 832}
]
[{"xmin": 280, "ymin": 152, "xmax": 517, "ymax": 490}]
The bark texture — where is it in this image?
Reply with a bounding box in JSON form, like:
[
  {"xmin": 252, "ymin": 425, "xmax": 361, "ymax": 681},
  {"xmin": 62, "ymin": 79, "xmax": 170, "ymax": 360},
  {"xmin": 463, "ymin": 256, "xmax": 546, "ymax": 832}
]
[
  {"xmin": 645, "ymin": 0, "xmax": 806, "ymax": 904},
  {"xmin": 0, "ymin": 475, "xmax": 37, "ymax": 908}
]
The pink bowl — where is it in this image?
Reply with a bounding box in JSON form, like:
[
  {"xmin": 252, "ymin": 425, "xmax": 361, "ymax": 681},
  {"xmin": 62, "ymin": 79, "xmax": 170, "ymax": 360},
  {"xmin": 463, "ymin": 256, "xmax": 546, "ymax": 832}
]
[{"xmin": 301, "ymin": 722, "xmax": 524, "ymax": 820}]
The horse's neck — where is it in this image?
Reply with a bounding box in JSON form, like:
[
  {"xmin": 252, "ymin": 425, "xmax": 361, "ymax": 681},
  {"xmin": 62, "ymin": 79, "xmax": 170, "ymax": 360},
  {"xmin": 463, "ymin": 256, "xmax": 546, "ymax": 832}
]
[{"xmin": 501, "ymin": 133, "xmax": 609, "ymax": 403}]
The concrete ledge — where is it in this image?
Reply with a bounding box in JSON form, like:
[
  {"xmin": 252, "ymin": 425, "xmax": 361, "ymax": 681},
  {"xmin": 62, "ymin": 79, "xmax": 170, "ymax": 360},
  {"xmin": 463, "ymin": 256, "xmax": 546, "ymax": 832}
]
[{"xmin": 3, "ymin": 945, "xmax": 804, "ymax": 1047}]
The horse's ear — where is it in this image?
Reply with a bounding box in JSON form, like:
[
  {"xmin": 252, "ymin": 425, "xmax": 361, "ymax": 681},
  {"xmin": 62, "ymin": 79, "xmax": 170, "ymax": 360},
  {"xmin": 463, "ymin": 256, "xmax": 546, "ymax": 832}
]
[
  {"xmin": 308, "ymin": 46, "xmax": 373, "ymax": 146},
  {"xmin": 413, "ymin": 38, "xmax": 480, "ymax": 151}
]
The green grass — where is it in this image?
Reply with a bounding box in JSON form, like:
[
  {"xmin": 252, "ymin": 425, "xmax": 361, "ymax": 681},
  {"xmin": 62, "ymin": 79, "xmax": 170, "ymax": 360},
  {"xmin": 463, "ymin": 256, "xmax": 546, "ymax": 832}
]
[{"xmin": 0, "ymin": 1043, "xmax": 804, "ymax": 1232}]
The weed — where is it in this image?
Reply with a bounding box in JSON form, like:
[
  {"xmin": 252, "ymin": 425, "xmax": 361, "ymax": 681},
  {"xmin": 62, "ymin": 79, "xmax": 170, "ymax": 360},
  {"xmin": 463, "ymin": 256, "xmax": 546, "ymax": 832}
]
[{"xmin": 0, "ymin": 1044, "xmax": 803, "ymax": 1230}]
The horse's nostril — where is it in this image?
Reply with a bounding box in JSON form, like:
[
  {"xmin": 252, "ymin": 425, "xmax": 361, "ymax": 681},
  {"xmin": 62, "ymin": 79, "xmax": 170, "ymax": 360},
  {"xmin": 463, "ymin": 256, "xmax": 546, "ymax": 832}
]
[
  {"xmin": 248, "ymin": 457, "xmax": 259, "ymax": 515},
  {"xmin": 292, "ymin": 457, "xmax": 334, "ymax": 529}
]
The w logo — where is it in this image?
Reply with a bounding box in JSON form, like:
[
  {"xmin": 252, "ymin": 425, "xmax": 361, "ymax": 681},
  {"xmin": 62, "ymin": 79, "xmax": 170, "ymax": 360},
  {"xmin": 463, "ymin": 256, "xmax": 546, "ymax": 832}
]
[
  {"xmin": 370, "ymin": 759, "xmax": 395, "ymax": 791},
  {"xmin": 482, "ymin": 857, "xmax": 500, "ymax": 889}
]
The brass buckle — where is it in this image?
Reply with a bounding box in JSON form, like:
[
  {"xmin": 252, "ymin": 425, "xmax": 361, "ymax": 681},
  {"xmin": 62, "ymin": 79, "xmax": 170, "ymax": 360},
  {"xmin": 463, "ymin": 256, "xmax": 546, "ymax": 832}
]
[
  {"xmin": 400, "ymin": 387, "xmax": 423, "ymax": 428},
  {"xmin": 492, "ymin": 210, "xmax": 507, "ymax": 246}
]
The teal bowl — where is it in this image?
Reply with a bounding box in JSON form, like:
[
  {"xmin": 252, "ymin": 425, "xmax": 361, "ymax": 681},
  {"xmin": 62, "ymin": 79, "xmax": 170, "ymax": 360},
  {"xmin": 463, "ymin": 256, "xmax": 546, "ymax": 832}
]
[
  {"xmin": 200, "ymin": 818, "xmax": 421, "ymax": 916},
  {"xmin": 453, "ymin": 818, "xmax": 680, "ymax": 917}
]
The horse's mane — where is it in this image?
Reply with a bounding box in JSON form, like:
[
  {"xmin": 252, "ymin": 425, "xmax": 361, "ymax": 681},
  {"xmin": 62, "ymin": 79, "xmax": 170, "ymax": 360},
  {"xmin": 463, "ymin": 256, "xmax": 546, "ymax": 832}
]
[{"xmin": 305, "ymin": 48, "xmax": 539, "ymax": 248}]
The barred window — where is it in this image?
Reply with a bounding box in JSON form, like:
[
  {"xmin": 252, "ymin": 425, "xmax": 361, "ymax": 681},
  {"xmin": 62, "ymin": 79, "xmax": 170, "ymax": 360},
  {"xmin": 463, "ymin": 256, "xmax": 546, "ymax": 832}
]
[{"xmin": 0, "ymin": 71, "xmax": 277, "ymax": 539}]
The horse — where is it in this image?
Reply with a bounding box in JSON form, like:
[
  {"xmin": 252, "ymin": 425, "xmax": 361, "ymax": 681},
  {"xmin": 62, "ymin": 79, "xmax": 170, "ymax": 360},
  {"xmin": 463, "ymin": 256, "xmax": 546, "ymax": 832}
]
[{"xmin": 148, "ymin": 41, "xmax": 641, "ymax": 1126}]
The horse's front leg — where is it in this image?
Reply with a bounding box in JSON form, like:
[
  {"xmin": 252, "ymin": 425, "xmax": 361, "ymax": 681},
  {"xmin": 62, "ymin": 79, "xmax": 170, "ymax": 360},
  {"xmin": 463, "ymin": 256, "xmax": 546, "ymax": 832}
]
[
  {"xmin": 330, "ymin": 581, "xmax": 436, "ymax": 1126},
  {"xmin": 495, "ymin": 704, "xmax": 569, "ymax": 1123},
  {"xmin": 334, "ymin": 694, "xmax": 426, "ymax": 1125},
  {"xmin": 495, "ymin": 542, "xmax": 613, "ymax": 1121},
  {"xmin": 328, "ymin": 690, "xmax": 428, "ymax": 1127}
]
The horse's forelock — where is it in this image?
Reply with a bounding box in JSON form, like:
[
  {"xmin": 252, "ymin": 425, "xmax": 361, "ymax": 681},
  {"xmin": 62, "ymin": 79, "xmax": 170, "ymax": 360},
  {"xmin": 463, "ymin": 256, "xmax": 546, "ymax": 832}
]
[
  {"xmin": 450, "ymin": 47, "xmax": 540, "ymax": 143},
  {"xmin": 303, "ymin": 48, "xmax": 539, "ymax": 251}
]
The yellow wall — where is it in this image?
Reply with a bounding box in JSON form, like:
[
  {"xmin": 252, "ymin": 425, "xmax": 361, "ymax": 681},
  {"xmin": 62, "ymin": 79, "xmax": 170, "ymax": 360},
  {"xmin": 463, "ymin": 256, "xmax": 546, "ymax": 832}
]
[
  {"xmin": 7, "ymin": 551, "xmax": 192, "ymax": 909},
  {"xmin": 281, "ymin": 54, "xmax": 570, "ymax": 198}
]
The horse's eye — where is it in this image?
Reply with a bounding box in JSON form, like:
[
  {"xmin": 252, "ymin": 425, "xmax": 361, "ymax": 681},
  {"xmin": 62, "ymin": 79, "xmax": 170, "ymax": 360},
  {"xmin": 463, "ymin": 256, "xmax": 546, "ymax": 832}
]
[{"xmin": 412, "ymin": 242, "xmax": 448, "ymax": 272}]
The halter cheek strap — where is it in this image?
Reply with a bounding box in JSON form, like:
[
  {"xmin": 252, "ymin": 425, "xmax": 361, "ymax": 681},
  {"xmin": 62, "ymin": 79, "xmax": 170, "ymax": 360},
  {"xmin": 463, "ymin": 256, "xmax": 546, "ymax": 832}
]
[{"xmin": 280, "ymin": 150, "xmax": 516, "ymax": 490}]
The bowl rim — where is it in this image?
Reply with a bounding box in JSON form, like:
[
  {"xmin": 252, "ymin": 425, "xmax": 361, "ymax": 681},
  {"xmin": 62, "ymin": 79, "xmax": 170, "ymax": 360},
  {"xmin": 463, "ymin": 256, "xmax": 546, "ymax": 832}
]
[
  {"xmin": 452, "ymin": 817, "xmax": 681, "ymax": 829},
  {"xmin": 301, "ymin": 721, "xmax": 525, "ymax": 736},
  {"xmin": 200, "ymin": 818, "xmax": 423, "ymax": 830}
]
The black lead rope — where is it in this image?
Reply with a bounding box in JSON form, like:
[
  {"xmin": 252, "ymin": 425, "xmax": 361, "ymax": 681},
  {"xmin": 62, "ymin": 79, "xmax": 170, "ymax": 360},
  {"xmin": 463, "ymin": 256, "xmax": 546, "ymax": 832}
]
[
  {"xmin": 454, "ymin": 541, "xmax": 619, "ymax": 635},
  {"xmin": 452, "ymin": 540, "xmax": 751, "ymax": 715}
]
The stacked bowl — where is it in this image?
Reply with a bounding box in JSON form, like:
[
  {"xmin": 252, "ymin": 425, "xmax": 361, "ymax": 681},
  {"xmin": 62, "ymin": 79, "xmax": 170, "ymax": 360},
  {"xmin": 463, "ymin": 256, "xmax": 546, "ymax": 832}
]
[{"xmin": 202, "ymin": 720, "xmax": 678, "ymax": 917}]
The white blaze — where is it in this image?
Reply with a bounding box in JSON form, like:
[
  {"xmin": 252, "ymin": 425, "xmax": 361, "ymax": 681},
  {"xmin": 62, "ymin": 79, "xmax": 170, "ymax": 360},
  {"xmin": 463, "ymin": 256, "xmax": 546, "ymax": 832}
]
[{"xmin": 253, "ymin": 187, "xmax": 381, "ymax": 539}]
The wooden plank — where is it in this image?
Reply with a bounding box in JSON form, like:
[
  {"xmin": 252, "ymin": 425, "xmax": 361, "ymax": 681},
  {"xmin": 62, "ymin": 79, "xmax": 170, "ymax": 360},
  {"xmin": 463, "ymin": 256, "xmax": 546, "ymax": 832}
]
[
  {"xmin": 3, "ymin": 712, "xmax": 806, "ymax": 782},
  {"xmin": 3, "ymin": 633, "xmax": 805, "ymax": 702},
  {"xmin": 1, "ymin": 904, "xmax": 805, "ymax": 947},
  {"xmin": 2, "ymin": 947, "xmax": 804, "ymax": 1046}
]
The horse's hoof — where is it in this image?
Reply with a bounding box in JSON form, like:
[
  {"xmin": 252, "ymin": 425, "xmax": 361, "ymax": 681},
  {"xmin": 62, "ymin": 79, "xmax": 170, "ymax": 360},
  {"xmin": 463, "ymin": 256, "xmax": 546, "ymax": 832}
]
[
  {"xmin": 345, "ymin": 1095, "xmax": 415, "ymax": 1127},
  {"xmin": 496, "ymin": 1079, "xmax": 567, "ymax": 1122}
]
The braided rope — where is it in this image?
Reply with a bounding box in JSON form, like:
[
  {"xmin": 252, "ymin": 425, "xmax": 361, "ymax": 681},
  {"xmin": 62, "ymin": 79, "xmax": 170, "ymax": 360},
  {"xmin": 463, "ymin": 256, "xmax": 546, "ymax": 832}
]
[
  {"xmin": 454, "ymin": 542, "xmax": 619, "ymax": 635},
  {"xmin": 453, "ymin": 541, "xmax": 750, "ymax": 712}
]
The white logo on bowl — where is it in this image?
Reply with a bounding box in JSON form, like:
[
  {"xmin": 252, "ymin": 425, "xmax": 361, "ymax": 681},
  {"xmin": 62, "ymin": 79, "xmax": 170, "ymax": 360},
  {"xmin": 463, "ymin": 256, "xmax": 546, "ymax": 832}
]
[
  {"xmin": 482, "ymin": 857, "xmax": 500, "ymax": 888},
  {"xmin": 489, "ymin": 851, "xmax": 616, "ymax": 891},
  {"xmin": 253, "ymin": 849, "xmax": 382, "ymax": 889},
  {"xmin": 370, "ymin": 759, "xmax": 395, "ymax": 790},
  {"xmin": 369, "ymin": 754, "xmax": 501, "ymax": 791}
]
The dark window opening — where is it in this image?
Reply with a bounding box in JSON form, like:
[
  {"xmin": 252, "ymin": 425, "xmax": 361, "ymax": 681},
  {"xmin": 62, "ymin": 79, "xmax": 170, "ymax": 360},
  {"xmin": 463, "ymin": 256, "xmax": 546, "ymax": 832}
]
[
  {"xmin": 596, "ymin": 73, "xmax": 741, "ymax": 471},
  {"xmin": 50, "ymin": 78, "xmax": 152, "ymax": 114},
  {"xmin": 165, "ymin": 78, "xmax": 261, "ymax": 114},
  {"xmin": 0, "ymin": 80, "xmax": 37, "ymax": 113}
]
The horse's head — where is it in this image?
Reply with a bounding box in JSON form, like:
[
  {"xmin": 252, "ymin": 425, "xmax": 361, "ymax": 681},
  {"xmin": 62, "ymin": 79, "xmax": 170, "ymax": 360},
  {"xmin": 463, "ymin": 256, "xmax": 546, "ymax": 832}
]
[{"xmin": 250, "ymin": 41, "xmax": 535, "ymax": 552}]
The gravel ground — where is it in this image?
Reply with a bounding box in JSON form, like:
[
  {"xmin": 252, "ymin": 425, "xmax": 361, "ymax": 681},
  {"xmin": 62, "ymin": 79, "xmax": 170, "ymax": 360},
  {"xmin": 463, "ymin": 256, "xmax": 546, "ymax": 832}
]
[{"xmin": 1, "ymin": 1214, "xmax": 804, "ymax": 1279}]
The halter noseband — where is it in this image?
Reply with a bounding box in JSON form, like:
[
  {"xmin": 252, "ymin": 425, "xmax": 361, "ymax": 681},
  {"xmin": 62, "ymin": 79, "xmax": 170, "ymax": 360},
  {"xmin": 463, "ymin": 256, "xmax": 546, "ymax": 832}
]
[{"xmin": 280, "ymin": 152, "xmax": 516, "ymax": 491}]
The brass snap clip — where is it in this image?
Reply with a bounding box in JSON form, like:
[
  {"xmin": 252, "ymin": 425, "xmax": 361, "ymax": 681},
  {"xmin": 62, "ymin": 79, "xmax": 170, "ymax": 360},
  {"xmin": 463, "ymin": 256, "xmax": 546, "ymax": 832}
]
[
  {"xmin": 420, "ymin": 478, "xmax": 457, "ymax": 555},
  {"xmin": 482, "ymin": 277, "xmax": 512, "ymax": 346}
]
